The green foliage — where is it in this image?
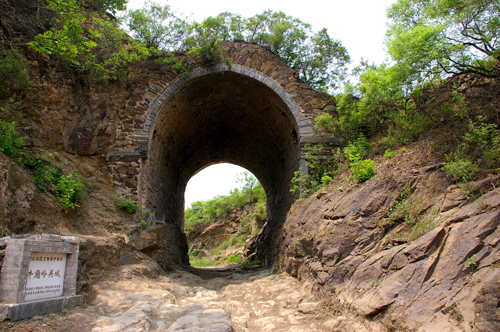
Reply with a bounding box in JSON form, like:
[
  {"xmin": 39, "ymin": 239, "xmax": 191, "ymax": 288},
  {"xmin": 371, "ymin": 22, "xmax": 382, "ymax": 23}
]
[
  {"xmin": 241, "ymin": 260, "xmax": 262, "ymax": 268},
  {"xmin": 190, "ymin": 253, "xmax": 244, "ymax": 268},
  {"xmin": 384, "ymin": 147, "xmax": 406, "ymax": 158},
  {"xmin": 387, "ymin": 0, "xmax": 500, "ymax": 80},
  {"xmin": 386, "ymin": 183, "xmax": 439, "ymax": 242},
  {"xmin": 55, "ymin": 172, "xmax": 86, "ymax": 211},
  {"xmin": 124, "ymin": 7, "xmax": 349, "ymax": 89},
  {"xmin": 343, "ymin": 136, "xmax": 375, "ymax": 183},
  {"xmin": 313, "ymin": 113, "xmax": 336, "ymax": 134},
  {"xmin": 0, "ymin": 119, "xmax": 25, "ymax": 158},
  {"xmin": 116, "ymin": 194, "xmax": 141, "ymax": 213},
  {"xmin": 239, "ymin": 10, "xmax": 350, "ymax": 90},
  {"xmin": 184, "ymin": 172, "xmax": 265, "ymax": 236},
  {"xmin": 0, "ymin": 50, "xmax": 30, "ymax": 98},
  {"xmin": 136, "ymin": 219, "xmax": 150, "ymax": 230},
  {"xmin": 210, "ymin": 235, "xmax": 246, "ymax": 256},
  {"xmin": 461, "ymin": 120, "xmax": 500, "ymax": 168},
  {"xmin": 30, "ymin": 1, "xmax": 149, "ymax": 82},
  {"xmin": 185, "ymin": 15, "xmax": 228, "ymax": 66},
  {"xmin": 350, "ymin": 159, "xmax": 375, "ymax": 182},
  {"xmin": 291, "ymin": 145, "xmax": 345, "ymax": 199},
  {"xmin": 406, "ymin": 207, "xmax": 439, "ymax": 241},
  {"xmin": 379, "ymin": 105, "xmax": 430, "ymax": 147},
  {"xmin": 155, "ymin": 53, "xmax": 191, "ymax": 76},
  {"xmin": 344, "ymin": 135, "xmax": 371, "ymax": 163},
  {"xmin": 0, "ymin": 121, "xmax": 87, "ymax": 211},
  {"xmin": 90, "ymin": 18, "xmax": 150, "ymax": 82},
  {"xmin": 467, "ymin": 254, "xmax": 478, "ymax": 270},
  {"xmin": 443, "ymin": 152, "xmax": 479, "ymax": 183},
  {"xmin": 122, "ymin": 1, "xmax": 188, "ymax": 50}
]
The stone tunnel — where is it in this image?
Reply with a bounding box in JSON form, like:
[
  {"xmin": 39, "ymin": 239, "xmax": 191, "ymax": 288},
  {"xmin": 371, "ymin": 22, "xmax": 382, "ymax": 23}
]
[{"xmin": 104, "ymin": 43, "xmax": 340, "ymax": 268}]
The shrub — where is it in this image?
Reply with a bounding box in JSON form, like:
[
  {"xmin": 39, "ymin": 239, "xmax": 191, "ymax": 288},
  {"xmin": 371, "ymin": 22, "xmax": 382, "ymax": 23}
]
[
  {"xmin": 344, "ymin": 136, "xmax": 375, "ymax": 182},
  {"xmin": 116, "ymin": 194, "xmax": 141, "ymax": 213},
  {"xmin": 461, "ymin": 120, "xmax": 500, "ymax": 168},
  {"xmin": 55, "ymin": 172, "xmax": 86, "ymax": 211},
  {"xmin": 443, "ymin": 152, "xmax": 479, "ymax": 183},
  {"xmin": 344, "ymin": 135, "xmax": 371, "ymax": 162},
  {"xmin": 313, "ymin": 113, "xmax": 336, "ymax": 134},
  {"xmin": 0, "ymin": 119, "xmax": 25, "ymax": 158},
  {"xmin": 350, "ymin": 159, "xmax": 375, "ymax": 182},
  {"xmin": 384, "ymin": 147, "xmax": 406, "ymax": 158},
  {"xmin": 291, "ymin": 145, "xmax": 344, "ymax": 199},
  {"xmin": 184, "ymin": 173, "xmax": 265, "ymax": 236},
  {"xmin": 136, "ymin": 219, "xmax": 150, "ymax": 230},
  {"xmin": 0, "ymin": 50, "xmax": 30, "ymax": 98}
]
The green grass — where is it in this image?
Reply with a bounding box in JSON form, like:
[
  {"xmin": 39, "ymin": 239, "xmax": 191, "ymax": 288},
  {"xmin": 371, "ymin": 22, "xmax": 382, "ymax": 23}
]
[{"xmin": 190, "ymin": 253, "xmax": 244, "ymax": 268}]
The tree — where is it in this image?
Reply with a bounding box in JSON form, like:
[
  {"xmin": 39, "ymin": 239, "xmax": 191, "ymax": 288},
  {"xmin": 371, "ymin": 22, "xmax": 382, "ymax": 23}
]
[
  {"xmin": 236, "ymin": 172, "xmax": 259, "ymax": 203},
  {"xmin": 122, "ymin": 1, "xmax": 188, "ymax": 50},
  {"xmin": 30, "ymin": 0, "xmax": 149, "ymax": 82},
  {"xmin": 387, "ymin": 0, "xmax": 500, "ymax": 80},
  {"xmin": 240, "ymin": 11, "xmax": 350, "ymax": 91}
]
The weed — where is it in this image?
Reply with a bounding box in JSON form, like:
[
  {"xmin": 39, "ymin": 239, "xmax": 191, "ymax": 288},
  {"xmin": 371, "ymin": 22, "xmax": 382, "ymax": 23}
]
[
  {"xmin": 0, "ymin": 118, "xmax": 25, "ymax": 158},
  {"xmin": 116, "ymin": 194, "xmax": 140, "ymax": 214},
  {"xmin": 190, "ymin": 253, "xmax": 244, "ymax": 268},
  {"xmin": 313, "ymin": 113, "xmax": 336, "ymax": 134},
  {"xmin": 467, "ymin": 254, "xmax": 478, "ymax": 271},
  {"xmin": 443, "ymin": 152, "xmax": 479, "ymax": 183},
  {"xmin": 350, "ymin": 159, "xmax": 375, "ymax": 182},
  {"xmin": 458, "ymin": 183, "xmax": 476, "ymax": 199},
  {"xmin": 136, "ymin": 219, "xmax": 150, "ymax": 230},
  {"xmin": 344, "ymin": 136, "xmax": 375, "ymax": 183},
  {"xmin": 241, "ymin": 260, "xmax": 261, "ymax": 268},
  {"xmin": 0, "ymin": 50, "xmax": 30, "ymax": 98},
  {"xmin": 406, "ymin": 207, "xmax": 439, "ymax": 241},
  {"xmin": 383, "ymin": 147, "xmax": 406, "ymax": 158},
  {"xmin": 55, "ymin": 172, "xmax": 86, "ymax": 211}
]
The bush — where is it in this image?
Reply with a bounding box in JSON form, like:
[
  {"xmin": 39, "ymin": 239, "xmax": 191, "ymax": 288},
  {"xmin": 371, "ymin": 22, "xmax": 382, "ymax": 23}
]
[
  {"xmin": 0, "ymin": 50, "xmax": 30, "ymax": 98},
  {"xmin": 350, "ymin": 159, "xmax": 375, "ymax": 182},
  {"xmin": 384, "ymin": 147, "xmax": 406, "ymax": 158},
  {"xmin": 116, "ymin": 194, "xmax": 141, "ymax": 213},
  {"xmin": 313, "ymin": 113, "xmax": 336, "ymax": 134},
  {"xmin": 291, "ymin": 145, "xmax": 344, "ymax": 199},
  {"xmin": 443, "ymin": 152, "xmax": 479, "ymax": 183},
  {"xmin": 0, "ymin": 119, "xmax": 25, "ymax": 158},
  {"xmin": 343, "ymin": 136, "xmax": 375, "ymax": 182},
  {"xmin": 344, "ymin": 135, "xmax": 371, "ymax": 163},
  {"xmin": 461, "ymin": 120, "xmax": 500, "ymax": 168},
  {"xmin": 55, "ymin": 172, "xmax": 86, "ymax": 211}
]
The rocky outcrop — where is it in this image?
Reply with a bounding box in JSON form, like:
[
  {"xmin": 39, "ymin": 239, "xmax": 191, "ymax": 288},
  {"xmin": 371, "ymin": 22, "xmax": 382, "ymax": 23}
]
[{"xmin": 280, "ymin": 162, "xmax": 500, "ymax": 331}]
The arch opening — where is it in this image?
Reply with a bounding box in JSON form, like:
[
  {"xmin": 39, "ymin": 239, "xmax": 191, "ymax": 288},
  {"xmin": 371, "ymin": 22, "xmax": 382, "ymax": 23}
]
[{"xmin": 145, "ymin": 70, "xmax": 301, "ymax": 265}]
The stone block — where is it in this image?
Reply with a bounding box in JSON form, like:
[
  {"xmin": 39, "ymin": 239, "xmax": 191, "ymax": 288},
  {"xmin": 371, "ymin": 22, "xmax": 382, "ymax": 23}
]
[{"xmin": 2, "ymin": 296, "xmax": 83, "ymax": 321}]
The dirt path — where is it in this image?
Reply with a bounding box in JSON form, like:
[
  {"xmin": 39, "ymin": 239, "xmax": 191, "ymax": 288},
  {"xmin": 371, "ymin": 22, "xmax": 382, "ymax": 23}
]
[{"xmin": 0, "ymin": 265, "xmax": 368, "ymax": 332}]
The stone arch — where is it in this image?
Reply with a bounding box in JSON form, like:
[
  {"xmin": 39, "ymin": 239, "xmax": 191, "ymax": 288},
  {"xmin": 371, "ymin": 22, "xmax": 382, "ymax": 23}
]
[
  {"xmin": 139, "ymin": 64, "xmax": 313, "ymax": 266},
  {"xmin": 141, "ymin": 63, "xmax": 313, "ymax": 139}
]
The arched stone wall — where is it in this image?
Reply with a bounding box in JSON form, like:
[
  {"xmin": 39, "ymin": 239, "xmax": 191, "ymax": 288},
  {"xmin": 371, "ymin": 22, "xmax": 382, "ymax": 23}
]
[
  {"xmin": 104, "ymin": 42, "xmax": 338, "ymax": 267},
  {"xmin": 140, "ymin": 66, "xmax": 308, "ymax": 265}
]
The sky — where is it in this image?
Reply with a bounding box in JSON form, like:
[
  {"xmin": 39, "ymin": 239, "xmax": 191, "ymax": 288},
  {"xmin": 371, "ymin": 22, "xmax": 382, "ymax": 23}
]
[{"xmin": 123, "ymin": 0, "xmax": 396, "ymax": 207}]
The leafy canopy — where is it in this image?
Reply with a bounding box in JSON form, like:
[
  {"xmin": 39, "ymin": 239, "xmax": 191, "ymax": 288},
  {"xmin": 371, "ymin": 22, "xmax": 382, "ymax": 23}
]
[
  {"xmin": 122, "ymin": 0, "xmax": 188, "ymax": 50},
  {"xmin": 30, "ymin": 0, "xmax": 149, "ymax": 82},
  {"xmin": 387, "ymin": 0, "xmax": 500, "ymax": 80},
  {"xmin": 122, "ymin": 8, "xmax": 350, "ymax": 91}
]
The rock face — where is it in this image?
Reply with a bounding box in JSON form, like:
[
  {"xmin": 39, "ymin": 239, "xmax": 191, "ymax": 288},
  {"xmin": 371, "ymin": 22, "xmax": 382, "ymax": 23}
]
[{"xmin": 280, "ymin": 163, "xmax": 500, "ymax": 331}]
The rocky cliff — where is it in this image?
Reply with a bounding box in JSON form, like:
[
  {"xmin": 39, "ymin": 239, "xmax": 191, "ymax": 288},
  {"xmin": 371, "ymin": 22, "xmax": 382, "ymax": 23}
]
[{"xmin": 280, "ymin": 140, "xmax": 500, "ymax": 331}]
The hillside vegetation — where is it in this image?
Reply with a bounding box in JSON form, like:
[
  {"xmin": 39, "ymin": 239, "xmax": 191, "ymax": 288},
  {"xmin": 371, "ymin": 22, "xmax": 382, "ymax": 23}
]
[{"xmin": 185, "ymin": 172, "xmax": 266, "ymax": 268}]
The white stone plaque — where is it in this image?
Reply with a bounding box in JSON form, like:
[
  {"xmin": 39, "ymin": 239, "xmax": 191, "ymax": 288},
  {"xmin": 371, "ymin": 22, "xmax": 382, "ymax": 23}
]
[{"xmin": 24, "ymin": 252, "xmax": 66, "ymax": 301}]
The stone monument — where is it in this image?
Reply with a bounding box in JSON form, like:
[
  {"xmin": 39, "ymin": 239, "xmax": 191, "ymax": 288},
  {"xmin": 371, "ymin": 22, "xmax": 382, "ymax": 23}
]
[{"xmin": 0, "ymin": 234, "xmax": 83, "ymax": 321}]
